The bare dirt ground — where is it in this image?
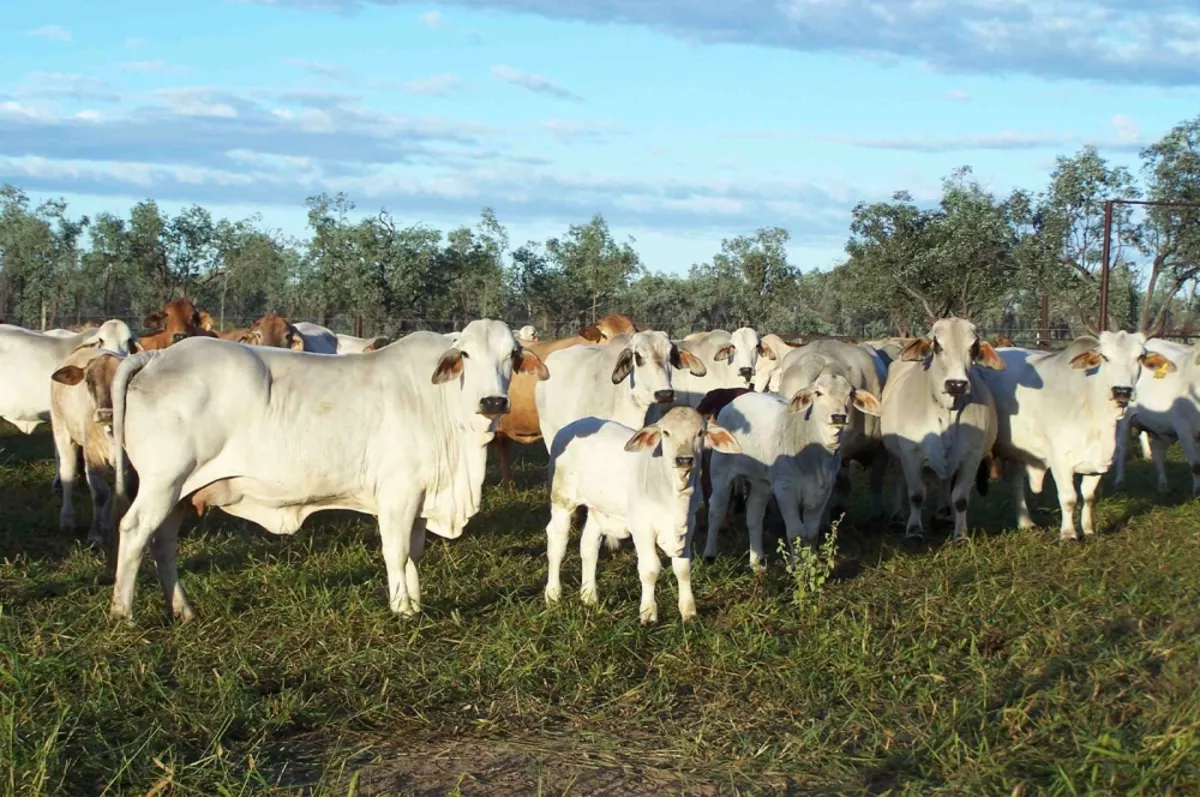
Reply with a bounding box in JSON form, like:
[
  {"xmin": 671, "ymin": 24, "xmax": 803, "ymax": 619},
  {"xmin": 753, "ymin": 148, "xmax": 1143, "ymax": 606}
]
[{"xmin": 273, "ymin": 732, "xmax": 794, "ymax": 796}]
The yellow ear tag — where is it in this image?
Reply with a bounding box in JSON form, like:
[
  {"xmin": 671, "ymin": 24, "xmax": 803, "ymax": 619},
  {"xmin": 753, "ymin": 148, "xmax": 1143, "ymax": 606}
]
[{"xmin": 1154, "ymin": 362, "xmax": 1170, "ymax": 379}]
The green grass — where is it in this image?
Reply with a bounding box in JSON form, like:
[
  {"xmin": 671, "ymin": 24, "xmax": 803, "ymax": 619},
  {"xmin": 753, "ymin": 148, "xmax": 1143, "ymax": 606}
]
[{"xmin": 2, "ymin": 423, "xmax": 1200, "ymax": 796}]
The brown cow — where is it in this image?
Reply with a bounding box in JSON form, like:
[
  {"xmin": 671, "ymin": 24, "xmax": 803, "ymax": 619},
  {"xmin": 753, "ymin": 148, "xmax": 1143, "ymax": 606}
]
[
  {"xmin": 209, "ymin": 313, "xmax": 303, "ymax": 350},
  {"xmin": 995, "ymin": 333, "xmax": 1015, "ymax": 348},
  {"xmin": 138, "ymin": 298, "xmax": 216, "ymax": 350},
  {"xmin": 50, "ymin": 347, "xmax": 126, "ymax": 547},
  {"xmin": 491, "ymin": 313, "xmax": 639, "ymax": 486}
]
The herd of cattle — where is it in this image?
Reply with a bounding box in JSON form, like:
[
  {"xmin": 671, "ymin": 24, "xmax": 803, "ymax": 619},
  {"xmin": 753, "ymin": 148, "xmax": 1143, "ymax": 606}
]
[{"xmin": 1, "ymin": 298, "xmax": 1198, "ymax": 626}]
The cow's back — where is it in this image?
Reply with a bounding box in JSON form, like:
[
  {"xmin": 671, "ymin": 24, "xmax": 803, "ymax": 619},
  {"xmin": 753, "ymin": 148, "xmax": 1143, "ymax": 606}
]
[{"xmin": 0, "ymin": 327, "xmax": 72, "ymax": 424}]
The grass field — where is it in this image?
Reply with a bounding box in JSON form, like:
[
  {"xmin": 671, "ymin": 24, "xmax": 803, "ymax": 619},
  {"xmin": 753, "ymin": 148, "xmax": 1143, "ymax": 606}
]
[{"xmin": 2, "ymin": 422, "xmax": 1200, "ymax": 796}]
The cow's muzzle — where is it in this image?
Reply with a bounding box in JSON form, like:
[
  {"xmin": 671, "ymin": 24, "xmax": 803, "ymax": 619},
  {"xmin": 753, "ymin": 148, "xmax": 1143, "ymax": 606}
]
[
  {"xmin": 831, "ymin": 413, "xmax": 848, "ymax": 427},
  {"xmin": 1111, "ymin": 386, "xmax": 1133, "ymax": 406},
  {"xmin": 674, "ymin": 455, "xmax": 695, "ymax": 468},
  {"xmin": 478, "ymin": 396, "xmax": 510, "ymax": 417},
  {"xmin": 739, "ymin": 366, "xmax": 753, "ymax": 381},
  {"xmin": 944, "ymin": 379, "xmax": 970, "ymax": 396},
  {"xmin": 654, "ymin": 389, "xmax": 676, "ymax": 404}
]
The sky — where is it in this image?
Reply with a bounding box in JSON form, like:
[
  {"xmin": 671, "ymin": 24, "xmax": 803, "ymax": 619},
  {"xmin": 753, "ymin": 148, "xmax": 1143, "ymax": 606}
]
[{"xmin": 2, "ymin": 0, "xmax": 1198, "ymax": 274}]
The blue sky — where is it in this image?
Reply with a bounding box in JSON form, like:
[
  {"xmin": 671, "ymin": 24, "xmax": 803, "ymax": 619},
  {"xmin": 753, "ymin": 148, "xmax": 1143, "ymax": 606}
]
[{"xmin": 2, "ymin": 0, "xmax": 1198, "ymax": 274}]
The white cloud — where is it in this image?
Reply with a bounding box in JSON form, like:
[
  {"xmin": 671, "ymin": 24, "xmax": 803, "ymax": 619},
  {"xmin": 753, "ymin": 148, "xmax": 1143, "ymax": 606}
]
[
  {"xmin": 284, "ymin": 59, "xmax": 353, "ymax": 84},
  {"xmin": 26, "ymin": 25, "xmax": 72, "ymax": 43},
  {"xmin": 121, "ymin": 60, "xmax": 190, "ymax": 74},
  {"xmin": 945, "ymin": 89, "xmax": 972, "ymax": 102},
  {"xmin": 394, "ymin": 74, "xmax": 462, "ymax": 96},
  {"xmin": 125, "ymin": 37, "xmax": 147, "ymax": 48},
  {"xmin": 14, "ymin": 73, "xmax": 122, "ymax": 104},
  {"xmin": 490, "ymin": 65, "xmax": 583, "ymax": 101},
  {"xmin": 419, "ymin": 10, "xmax": 445, "ymax": 28},
  {"xmin": 540, "ymin": 119, "xmax": 622, "ymax": 141},
  {"xmin": 1111, "ymin": 113, "xmax": 1142, "ymax": 144}
]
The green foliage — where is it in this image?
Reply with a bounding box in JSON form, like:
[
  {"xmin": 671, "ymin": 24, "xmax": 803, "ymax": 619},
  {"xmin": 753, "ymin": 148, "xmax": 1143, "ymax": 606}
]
[{"xmin": 779, "ymin": 514, "xmax": 841, "ymax": 608}]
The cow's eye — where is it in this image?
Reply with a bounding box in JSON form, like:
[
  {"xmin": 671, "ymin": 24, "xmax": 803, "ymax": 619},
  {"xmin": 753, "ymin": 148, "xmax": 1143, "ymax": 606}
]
[
  {"xmin": 933, "ymin": 339, "xmax": 943, "ymax": 354},
  {"xmin": 460, "ymin": 350, "xmax": 471, "ymax": 359},
  {"xmin": 635, "ymin": 352, "xmax": 645, "ymax": 367}
]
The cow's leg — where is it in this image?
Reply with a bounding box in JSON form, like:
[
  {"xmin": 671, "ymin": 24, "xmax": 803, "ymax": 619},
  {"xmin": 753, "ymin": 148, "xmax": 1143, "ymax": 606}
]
[
  {"xmin": 897, "ymin": 455, "xmax": 926, "ymax": 538},
  {"xmin": 378, "ymin": 491, "xmax": 423, "ymax": 616},
  {"xmin": 631, "ymin": 526, "xmax": 661, "ymax": 625},
  {"xmin": 84, "ymin": 463, "xmax": 113, "ymax": 548},
  {"xmin": 1079, "ymin": 474, "xmax": 1102, "ymax": 538},
  {"xmin": 578, "ymin": 514, "xmax": 604, "ymax": 606},
  {"xmin": 1149, "ymin": 435, "xmax": 1171, "ymax": 495},
  {"xmin": 1114, "ymin": 416, "xmax": 1131, "ymax": 490},
  {"xmin": 672, "ymin": 553, "xmax": 696, "ymax": 622},
  {"xmin": 949, "ymin": 463, "xmax": 976, "ymax": 542},
  {"xmin": 54, "ymin": 427, "xmax": 79, "ymax": 534},
  {"xmin": 148, "ymin": 507, "xmax": 193, "ymax": 621},
  {"xmin": 1177, "ymin": 428, "xmax": 1200, "ymax": 498},
  {"xmin": 890, "ymin": 464, "xmax": 908, "ymax": 521},
  {"xmin": 1011, "ymin": 463, "xmax": 1034, "ymax": 530},
  {"xmin": 867, "ymin": 454, "xmax": 888, "ymax": 520},
  {"xmin": 493, "ymin": 436, "xmax": 513, "ymax": 488},
  {"xmin": 406, "ymin": 518, "xmax": 427, "ymax": 614},
  {"xmin": 802, "ymin": 500, "xmax": 826, "ymax": 545},
  {"xmin": 544, "ymin": 502, "xmax": 573, "ymax": 603},
  {"xmin": 110, "ymin": 484, "xmax": 183, "ymax": 621},
  {"xmin": 1139, "ymin": 430, "xmax": 1153, "ymax": 462},
  {"xmin": 702, "ymin": 464, "xmax": 735, "ymax": 563},
  {"xmin": 1050, "ymin": 466, "xmax": 1080, "ymax": 542},
  {"xmin": 745, "ymin": 481, "xmax": 773, "ymax": 570}
]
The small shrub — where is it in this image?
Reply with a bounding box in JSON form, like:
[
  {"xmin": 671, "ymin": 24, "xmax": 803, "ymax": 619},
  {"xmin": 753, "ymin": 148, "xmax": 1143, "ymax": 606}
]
[{"xmin": 778, "ymin": 514, "xmax": 841, "ymax": 607}]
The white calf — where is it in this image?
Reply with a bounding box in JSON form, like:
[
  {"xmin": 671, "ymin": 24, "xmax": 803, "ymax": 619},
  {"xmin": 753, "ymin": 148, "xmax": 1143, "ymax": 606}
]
[{"xmin": 544, "ymin": 407, "xmax": 739, "ymax": 624}]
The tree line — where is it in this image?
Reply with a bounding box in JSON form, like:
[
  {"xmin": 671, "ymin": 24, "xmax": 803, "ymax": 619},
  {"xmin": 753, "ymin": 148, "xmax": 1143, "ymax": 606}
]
[{"xmin": 2, "ymin": 114, "xmax": 1198, "ymax": 342}]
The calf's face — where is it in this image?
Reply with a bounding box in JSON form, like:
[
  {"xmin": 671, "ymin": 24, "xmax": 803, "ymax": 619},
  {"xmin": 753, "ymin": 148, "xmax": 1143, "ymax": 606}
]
[
  {"xmin": 432, "ymin": 319, "xmax": 549, "ymax": 418},
  {"xmin": 715, "ymin": 327, "xmax": 776, "ymax": 384},
  {"xmin": 611, "ymin": 331, "xmax": 706, "ymax": 407},
  {"xmin": 900, "ymin": 317, "xmax": 1004, "ymax": 407},
  {"xmin": 787, "ymin": 371, "xmax": 882, "ymax": 450},
  {"xmin": 625, "ymin": 406, "xmax": 741, "ymax": 490},
  {"xmin": 1069, "ymin": 331, "xmax": 1176, "ymax": 408},
  {"xmin": 51, "ymin": 352, "xmax": 123, "ymax": 433},
  {"xmin": 95, "ymin": 319, "xmax": 139, "ymax": 356},
  {"xmin": 243, "ymin": 313, "xmax": 301, "ymax": 349}
]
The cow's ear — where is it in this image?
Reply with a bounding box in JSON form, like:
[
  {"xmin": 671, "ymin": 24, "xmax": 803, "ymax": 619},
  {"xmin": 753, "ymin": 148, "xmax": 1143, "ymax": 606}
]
[
  {"xmin": 611, "ymin": 348, "xmax": 635, "ymax": 384},
  {"xmin": 580, "ymin": 325, "xmax": 603, "ymax": 343},
  {"xmin": 1070, "ymin": 350, "xmax": 1103, "ymax": 370},
  {"xmin": 143, "ymin": 311, "xmax": 165, "ymax": 332},
  {"xmin": 787, "ymin": 388, "xmax": 815, "ymax": 413},
  {"xmin": 515, "ymin": 348, "xmax": 550, "ymax": 380},
  {"xmin": 900, "ymin": 338, "xmax": 932, "ymax": 361},
  {"xmin": 432, "ymin": 348, "xmax": 465, "ymax": 384},
  {"xmin": 704, "ymin": 423, "xmax": 741, "ymax": 455},
  {"xmin": 624, "ymin": 424, "xmax": 662, "ymax": 453},
  {"xmin": 713, "ymin": 344, "xmax": 735, "ymax": 363},
  {"xmin": 52, "ymin": 365, "xmax": 85, "ymax": 386},
  {"xmin": 851, "ymin": 388, "xmax": 883, "ymax": 417},
  {"xmin": 975, "ymin": 340, "xmax": 1006, "ymax": 370},
  {"xmin": 672, "ymin": 345, "xmax": 707, "ymax": 377},
  {"xmin": 128, "ymin": 337, "xmax": 142, "ymax": 354},
  {"xmin": 287, "ymin": 326, "xmax": 306, "ymax": 352},
  {"xmin": 1140, "ymin": 352, "xmax": 1177, "ymax": 377},
  {"xmin": 758, "ymin": 342, "xmax": 776, "ymax": 361}
]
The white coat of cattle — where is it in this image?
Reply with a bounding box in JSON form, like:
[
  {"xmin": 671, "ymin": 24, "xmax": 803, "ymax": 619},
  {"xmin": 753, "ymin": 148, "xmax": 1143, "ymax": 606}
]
[
  {"xmin": 1115, "ymin": 338, "xmax": 1200, "ymax": 496},
  {"xmin": 673, "ymin": 327, "xmax": 776, "ymax": 407},
  {"xmin": 544, "ymin": 407, "xmax": 740, "ymax": 623},
  {"xmin": 0, "ymin": 320, "xmax": 139, "ymax": 434},
  {"xmin": 535, "ymin": 331, "xmax": 707, "ymax": 451},
  {"xmin": 703, "ymin": 370, "xmax": 882, "ymax": 567},
  {"xmin": 881, "ymin": 317, "xmax": 1002, "ymax": 541},
  {"xmin": 775, "ymin": 339, "xmax": 889, "ymax": 518},
  {"xmin": 982, "ymin": 333, "xmax": 1175, "ymax": 540},
  {"xmin": 107, "ymin": 319, "xmax": 549, "ymax": 622},
  {"xmin": 750, "ymin": 333, "xmax": 799, "ymax": 392},
  {"xmin": 49, "ymin": 347, "xmax": 126, "ymax": 546}
]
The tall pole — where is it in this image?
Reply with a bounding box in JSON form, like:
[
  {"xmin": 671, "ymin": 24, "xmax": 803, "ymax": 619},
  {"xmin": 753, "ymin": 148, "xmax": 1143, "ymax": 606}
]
[
  {"xmin": 1098, "ymin": 200, "xmax": 1113, "ymax": 332},
  {"xmin": 1040, "ymin": 290, "xmax": 1049, "ymax": 346}
]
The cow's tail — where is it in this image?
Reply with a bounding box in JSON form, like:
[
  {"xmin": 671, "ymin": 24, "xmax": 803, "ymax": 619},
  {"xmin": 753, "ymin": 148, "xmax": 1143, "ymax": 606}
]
[{"xmin": 110, "ymin": 351, "xmax": 158, "ymax": 566}]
